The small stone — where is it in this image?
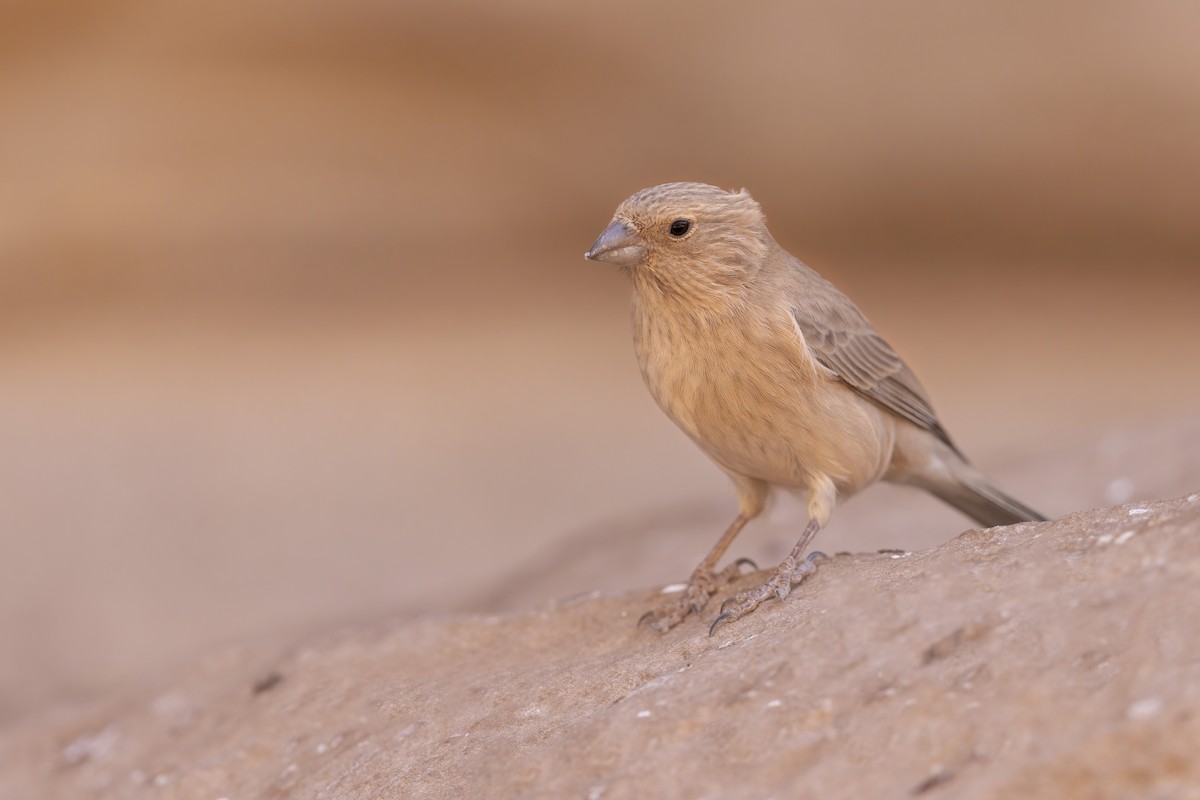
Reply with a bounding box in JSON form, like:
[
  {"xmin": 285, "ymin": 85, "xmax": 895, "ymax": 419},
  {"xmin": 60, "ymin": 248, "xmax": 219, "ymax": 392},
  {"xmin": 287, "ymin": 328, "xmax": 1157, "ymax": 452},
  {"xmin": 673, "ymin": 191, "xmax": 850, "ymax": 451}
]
[
  {"xmin": 1127, "ymin": 698, "xmax": 1162, "ymax": 719},
  {"xmin": 1105, "ymin": 478, "xmax": 1134, "ymax": 504}
]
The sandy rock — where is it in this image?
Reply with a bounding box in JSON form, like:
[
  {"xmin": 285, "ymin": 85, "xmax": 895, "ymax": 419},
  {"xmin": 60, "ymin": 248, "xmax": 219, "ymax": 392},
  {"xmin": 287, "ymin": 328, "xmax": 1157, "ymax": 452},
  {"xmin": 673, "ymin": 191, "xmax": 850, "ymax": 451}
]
[{"xmin": 3, "ymin": 495, "xmax": 1199, "ymax": 799}]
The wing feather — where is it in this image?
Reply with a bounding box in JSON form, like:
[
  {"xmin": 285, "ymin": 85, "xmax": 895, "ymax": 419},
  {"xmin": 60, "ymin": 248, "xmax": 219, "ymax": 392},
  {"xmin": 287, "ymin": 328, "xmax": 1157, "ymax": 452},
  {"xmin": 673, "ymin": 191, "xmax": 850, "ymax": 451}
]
[{"xmin": 790, "ymin": 305, "xmax": 961, "ymax": 457}]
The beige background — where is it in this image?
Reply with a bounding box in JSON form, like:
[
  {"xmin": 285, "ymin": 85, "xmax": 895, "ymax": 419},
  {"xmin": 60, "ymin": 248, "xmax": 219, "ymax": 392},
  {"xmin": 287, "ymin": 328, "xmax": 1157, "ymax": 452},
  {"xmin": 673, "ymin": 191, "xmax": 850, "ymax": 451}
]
[{"xmin": 2, "ymin": 1, "xmax": 1198, "ymax": 724}]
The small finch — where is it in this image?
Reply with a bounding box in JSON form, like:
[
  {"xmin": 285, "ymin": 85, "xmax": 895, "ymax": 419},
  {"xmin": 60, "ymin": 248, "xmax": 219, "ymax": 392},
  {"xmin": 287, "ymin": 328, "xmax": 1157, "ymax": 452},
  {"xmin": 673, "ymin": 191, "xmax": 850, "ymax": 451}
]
[{"xmin": 584, "ymin": 182, "xmax": 1046, "ymax": 634}]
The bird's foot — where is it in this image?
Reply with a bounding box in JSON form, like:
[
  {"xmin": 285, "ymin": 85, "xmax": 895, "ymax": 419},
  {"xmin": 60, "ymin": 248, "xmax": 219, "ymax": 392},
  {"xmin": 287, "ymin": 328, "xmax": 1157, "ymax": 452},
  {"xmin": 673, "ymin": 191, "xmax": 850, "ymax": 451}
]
[
  {"xmin": 638, "ymin": 558, "xmax": 758, "ymax": 633},
  {"xmin": 709, "ymin": 551, "xmax": 826, "ymax": 635}
]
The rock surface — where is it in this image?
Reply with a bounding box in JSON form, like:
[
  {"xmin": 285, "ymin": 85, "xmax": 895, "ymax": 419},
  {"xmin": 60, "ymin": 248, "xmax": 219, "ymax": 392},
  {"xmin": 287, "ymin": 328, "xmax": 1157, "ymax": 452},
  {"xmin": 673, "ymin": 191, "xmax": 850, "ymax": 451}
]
[{"xmin": 4, "ymin": 495, "xmax": 1199, "ymax": 799}]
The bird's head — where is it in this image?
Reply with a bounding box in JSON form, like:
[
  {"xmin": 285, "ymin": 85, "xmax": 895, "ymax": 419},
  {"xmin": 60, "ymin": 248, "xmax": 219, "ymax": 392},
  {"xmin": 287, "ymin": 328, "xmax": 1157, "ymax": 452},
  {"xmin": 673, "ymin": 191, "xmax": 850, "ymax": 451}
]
[{"xmin": 584, "ymin": 182, "xmax": 770, "ymax": 294}]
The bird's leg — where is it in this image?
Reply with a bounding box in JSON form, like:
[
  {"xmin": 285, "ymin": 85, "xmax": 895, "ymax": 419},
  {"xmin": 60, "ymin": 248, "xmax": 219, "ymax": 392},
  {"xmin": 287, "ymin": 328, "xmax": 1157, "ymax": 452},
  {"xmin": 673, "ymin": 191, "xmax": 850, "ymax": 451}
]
[
  {"xmin": 709, "ymin": 518, "xmax": 825, "ymax": 635},
  {"xmin": 638, "ymin": 514, "xmax": 756, "ymax": 633}
]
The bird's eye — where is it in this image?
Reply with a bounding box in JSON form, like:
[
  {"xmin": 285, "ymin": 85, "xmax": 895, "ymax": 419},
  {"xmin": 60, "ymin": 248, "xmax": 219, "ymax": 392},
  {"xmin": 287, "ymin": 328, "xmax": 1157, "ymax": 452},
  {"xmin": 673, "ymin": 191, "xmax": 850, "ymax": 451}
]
[{"xmin": 668, "ymin": 219, "xmax": 692, "ymax": 237}]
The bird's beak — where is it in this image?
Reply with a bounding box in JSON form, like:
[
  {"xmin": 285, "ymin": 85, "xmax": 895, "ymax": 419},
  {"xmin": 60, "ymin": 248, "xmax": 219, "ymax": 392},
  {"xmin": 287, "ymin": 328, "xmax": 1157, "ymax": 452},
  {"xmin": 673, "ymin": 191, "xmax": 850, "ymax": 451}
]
[{"xmin": 584, "ymin": 219, "xmax": 646, "ymax": 267}]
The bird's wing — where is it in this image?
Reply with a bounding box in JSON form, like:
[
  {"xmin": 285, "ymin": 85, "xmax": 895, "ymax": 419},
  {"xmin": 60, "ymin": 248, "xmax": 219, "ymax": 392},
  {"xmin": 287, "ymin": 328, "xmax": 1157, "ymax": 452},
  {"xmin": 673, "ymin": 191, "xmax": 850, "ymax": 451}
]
[{"xmin": 790, "ymin": 301, "xmax": 962, "ymax": 457}]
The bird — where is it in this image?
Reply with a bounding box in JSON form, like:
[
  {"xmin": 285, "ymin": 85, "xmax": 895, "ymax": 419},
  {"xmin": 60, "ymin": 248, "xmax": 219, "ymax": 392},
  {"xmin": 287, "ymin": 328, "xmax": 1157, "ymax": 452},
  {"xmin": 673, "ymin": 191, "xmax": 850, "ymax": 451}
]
[{"xmin": 583, "ymin": 181, "xmax": 1046, "ymax": 634}]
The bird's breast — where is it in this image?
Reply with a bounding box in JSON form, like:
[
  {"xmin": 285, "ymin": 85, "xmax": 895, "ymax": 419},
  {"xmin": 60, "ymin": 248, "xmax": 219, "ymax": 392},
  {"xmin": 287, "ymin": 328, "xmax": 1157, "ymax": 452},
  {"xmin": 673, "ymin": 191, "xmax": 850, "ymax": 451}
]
[{"xmin": 631, "ymin": 297, "xmax": 894, "ymax": 494}]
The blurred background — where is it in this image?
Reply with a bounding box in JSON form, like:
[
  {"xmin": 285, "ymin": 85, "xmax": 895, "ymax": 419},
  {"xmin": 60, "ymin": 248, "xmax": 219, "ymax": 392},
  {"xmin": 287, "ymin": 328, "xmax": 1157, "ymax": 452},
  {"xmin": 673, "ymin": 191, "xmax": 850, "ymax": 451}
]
[{"xmin": 2, "ymin": 0, "xmax": 1198, "ymax": 724}]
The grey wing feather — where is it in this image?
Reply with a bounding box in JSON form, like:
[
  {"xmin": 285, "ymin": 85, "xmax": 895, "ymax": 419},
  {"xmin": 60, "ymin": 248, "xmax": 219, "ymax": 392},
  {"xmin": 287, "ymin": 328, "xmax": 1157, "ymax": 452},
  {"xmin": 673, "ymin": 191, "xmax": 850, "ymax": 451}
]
[{"xmin": 790, "ymin": 304, "xmax": 963, "ymax": 458}]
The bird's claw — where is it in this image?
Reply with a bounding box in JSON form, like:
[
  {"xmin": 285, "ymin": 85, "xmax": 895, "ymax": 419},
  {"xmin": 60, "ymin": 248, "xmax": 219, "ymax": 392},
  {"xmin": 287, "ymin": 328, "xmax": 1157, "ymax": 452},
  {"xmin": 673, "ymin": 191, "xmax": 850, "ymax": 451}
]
[
  {"xmin": 637, "ymin": 557, "xmax": 760, "ymax": 633},
  {"xmin": 708, "ymin": 611, "xmax": 735, "ymax": 636},
  {"xmin": 706, "ymin": 552, "xmax": 826, "ymax": 635},
  {"xmin": 638, "ymin": 604, "xmax": 685, "ymax": 633}
]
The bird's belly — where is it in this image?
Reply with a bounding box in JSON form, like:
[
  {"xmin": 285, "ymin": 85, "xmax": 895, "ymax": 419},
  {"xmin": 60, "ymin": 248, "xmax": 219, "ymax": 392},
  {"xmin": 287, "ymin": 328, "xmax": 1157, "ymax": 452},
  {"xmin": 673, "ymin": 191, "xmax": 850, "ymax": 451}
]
[
  {"xmin": 640, "ymin": 326, "xmax": 895, "ymax": 496},
  {"xmin": 693, "ymin": 387, "xmax": 894, "ymax": 496}
]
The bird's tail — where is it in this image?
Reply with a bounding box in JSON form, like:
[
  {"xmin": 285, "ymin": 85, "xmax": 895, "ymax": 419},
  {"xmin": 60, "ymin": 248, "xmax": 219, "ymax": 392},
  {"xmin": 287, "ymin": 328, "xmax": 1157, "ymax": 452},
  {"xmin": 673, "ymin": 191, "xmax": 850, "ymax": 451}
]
[{"xmin": 928, "ymin": 475, "xmax": 1047, "ymax": 528}]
